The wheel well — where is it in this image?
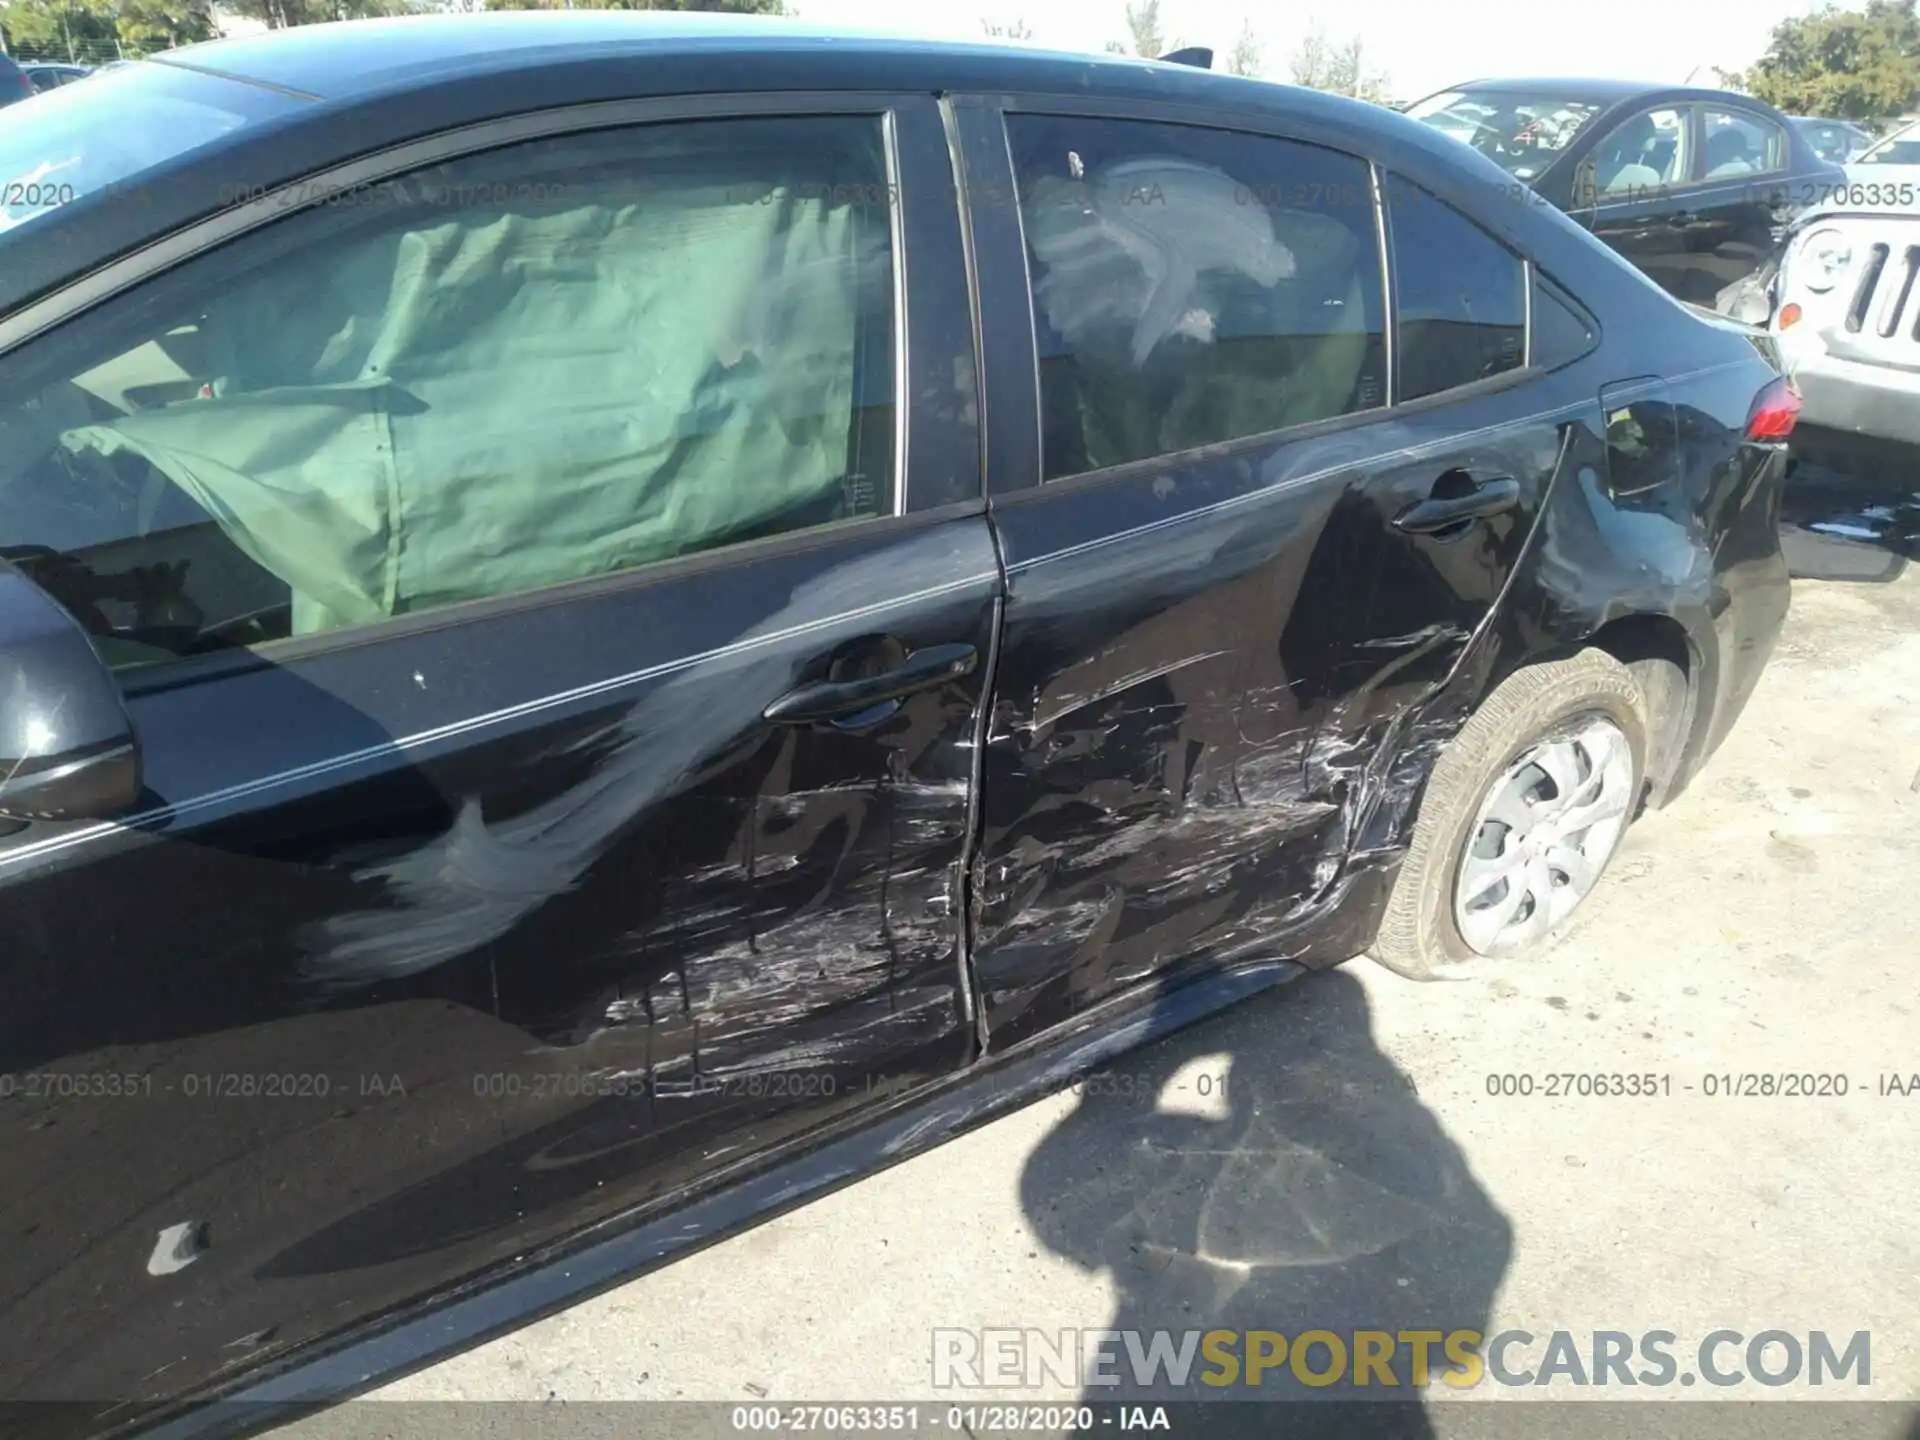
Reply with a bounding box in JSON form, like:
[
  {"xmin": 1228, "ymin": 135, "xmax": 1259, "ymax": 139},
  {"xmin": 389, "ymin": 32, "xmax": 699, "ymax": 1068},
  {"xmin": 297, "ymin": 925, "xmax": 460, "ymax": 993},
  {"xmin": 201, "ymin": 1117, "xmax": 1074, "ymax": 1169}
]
[{"xmin": 1586, "ymin": 614, "xmax": 1696, "ymax": 811}]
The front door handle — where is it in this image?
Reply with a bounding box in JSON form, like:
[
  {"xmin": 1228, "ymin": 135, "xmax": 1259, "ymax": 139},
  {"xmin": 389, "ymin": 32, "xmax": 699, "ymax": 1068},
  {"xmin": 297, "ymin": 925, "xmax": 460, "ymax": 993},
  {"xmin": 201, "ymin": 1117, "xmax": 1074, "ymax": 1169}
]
[
  {"xmin": 764, "ymin": 641, "xmax": 978, "ymax": 726},
  {"xmin": 1392, "ymin": 475, "xmax": 1522, "ymax": 535}
]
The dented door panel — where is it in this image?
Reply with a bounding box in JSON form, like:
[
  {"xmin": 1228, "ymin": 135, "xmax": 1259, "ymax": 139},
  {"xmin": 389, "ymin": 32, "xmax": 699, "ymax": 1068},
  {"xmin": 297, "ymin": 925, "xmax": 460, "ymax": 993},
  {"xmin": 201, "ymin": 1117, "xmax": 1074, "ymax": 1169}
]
[
  {"xmin": 0, "ymin": 86, "xmax": 993, "ymax": 1423},
  {"xmin": 970, "ymin": 387, "xmax": 1575, "ymax": 1048},
  {"xmin": 0, "ymin": 516, "xmax": 998, "ymax": 1417},
  {"xmin": 1310, "ymin": 394, "xmax": 1581, "ymax": 862}
]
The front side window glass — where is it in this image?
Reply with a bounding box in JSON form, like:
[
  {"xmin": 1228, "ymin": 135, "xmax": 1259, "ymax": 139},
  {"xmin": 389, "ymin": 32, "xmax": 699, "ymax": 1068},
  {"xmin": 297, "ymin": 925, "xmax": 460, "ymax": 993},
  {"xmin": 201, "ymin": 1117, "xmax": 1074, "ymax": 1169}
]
[{"xmin": 0, "ymin": 115, "xmax": 897, "ymax": 671}]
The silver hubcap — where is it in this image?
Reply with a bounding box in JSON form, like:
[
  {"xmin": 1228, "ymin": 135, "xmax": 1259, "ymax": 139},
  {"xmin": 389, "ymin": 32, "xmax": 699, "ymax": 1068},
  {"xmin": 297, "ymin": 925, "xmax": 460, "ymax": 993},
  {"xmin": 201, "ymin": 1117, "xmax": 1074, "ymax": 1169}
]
[{"xmin": 1454, "ymin": 715, "xmax": 1633, "ymax": 956}]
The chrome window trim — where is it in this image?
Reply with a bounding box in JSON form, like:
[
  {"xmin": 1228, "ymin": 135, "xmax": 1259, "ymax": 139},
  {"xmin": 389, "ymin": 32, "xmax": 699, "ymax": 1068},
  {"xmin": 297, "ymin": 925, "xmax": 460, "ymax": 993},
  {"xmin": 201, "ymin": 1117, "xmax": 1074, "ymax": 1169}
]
[
  {"xmin": 1523, "ymin": 258, "xmax": 1537, "ymax": 368},
  {"xmin": 937, "ymin": 94, "xmax": 991, "ymax": 504},
  {"xmin": 881, "ymin": 103, "xmax": 910, "ymax": 520},
  {"xmin": 998, "ymin": 110, "xmax": 1048, "ymax": 489},
  {"xmin": 1371, "ymin": 160, "xmax": 1396, "ymax": 406}
]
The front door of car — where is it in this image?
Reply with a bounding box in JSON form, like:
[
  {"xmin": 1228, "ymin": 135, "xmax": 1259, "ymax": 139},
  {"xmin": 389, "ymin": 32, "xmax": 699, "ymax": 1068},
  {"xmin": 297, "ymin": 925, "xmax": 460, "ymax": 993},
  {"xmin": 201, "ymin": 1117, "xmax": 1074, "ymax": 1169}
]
[
  {"xmin": 951, "ymin": 102, "xmax": 1566, "ymax": 1049},
  {"xmin": 0, "ymin": 96, "xmax": 991, "ymax": 1429},
  {"xmin": 1580, "ymin": 103, "xmax": 1695, "ymax": 300}
]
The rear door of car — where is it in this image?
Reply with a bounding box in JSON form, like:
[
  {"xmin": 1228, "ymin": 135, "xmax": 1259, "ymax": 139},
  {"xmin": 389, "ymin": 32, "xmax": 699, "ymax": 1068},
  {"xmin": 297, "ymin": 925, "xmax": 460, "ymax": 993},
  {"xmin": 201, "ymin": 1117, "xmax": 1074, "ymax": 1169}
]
[
  {"xmin": 1679, "ymin": 101, "xmax": 1797, "ymax": 305},
  {"xmin": 951, "ymin": 95, "xmax": 1579, "ymax": 1050},
  {"xmin": 0, "ymin": 92, "xmax": 991, "ymax": 1426}
]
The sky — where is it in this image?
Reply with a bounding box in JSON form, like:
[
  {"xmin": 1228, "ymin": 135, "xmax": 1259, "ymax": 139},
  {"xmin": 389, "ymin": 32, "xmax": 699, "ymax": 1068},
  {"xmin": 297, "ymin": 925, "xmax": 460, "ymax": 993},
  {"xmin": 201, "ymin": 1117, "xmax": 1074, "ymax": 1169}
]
[{"xmin": 785, "ymin": 0, "xmax": 1828, "ymax": 102}]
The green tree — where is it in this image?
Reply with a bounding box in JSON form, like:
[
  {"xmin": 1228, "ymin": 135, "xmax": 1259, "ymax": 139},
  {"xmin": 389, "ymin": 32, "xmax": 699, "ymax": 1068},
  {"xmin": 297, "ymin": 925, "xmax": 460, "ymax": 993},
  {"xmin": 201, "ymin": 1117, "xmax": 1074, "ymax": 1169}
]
[
  {"xmin": 1288, "ymin": 25, "xmax": 1388, "ymax": 102},
  {"xmin": 1123, "ymin": 0, "xmax": 1162, "ymax": 56},
  {"xmin": 116, "ymin": 0, "xmax": 212, "ymax": 49},
  {"xmin": 1738, "ymin": 0, "xmax": 1920, "ymax": 120},
  {"xmin": 1, "ymin": 0, "xmax": 117, "ymax": 57},
  {"xmin": 1, "ymin": 0, "xmax": 208, "ymax": 58},
  {"xmin": 221, "ymin": 0, "xmax": 408, "ymax": 27}
]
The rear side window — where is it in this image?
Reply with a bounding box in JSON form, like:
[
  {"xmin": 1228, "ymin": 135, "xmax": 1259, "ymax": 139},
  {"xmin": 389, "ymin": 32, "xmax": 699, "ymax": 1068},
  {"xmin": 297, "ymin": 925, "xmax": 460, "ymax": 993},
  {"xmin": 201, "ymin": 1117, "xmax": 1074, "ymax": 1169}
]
[
  {"xmin": 1384, "ymin": 175, "xmax": 1526, "ymax": 401},
  {"xmin": 1005, "ymin": 114, "xmax": 1386, "ymax": 480},
  {"xmin": 1700, "ymin": 106, "xmax": 1787, "ymax": 179}
]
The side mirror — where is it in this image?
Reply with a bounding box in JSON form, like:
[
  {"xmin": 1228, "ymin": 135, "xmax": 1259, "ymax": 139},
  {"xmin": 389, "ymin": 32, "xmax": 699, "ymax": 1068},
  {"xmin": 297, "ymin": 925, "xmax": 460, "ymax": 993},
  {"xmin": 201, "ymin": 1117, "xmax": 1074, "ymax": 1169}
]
[{"xmin": 0, "ymin": 560, "xmax": 142, "ymax": 822}]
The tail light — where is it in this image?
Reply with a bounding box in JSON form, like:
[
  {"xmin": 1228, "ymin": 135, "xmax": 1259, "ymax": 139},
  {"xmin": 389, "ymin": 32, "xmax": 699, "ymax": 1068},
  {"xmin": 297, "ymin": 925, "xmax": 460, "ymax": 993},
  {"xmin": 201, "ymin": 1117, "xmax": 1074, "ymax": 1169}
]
[{"xmin": 1745, "ymin": 376, "xmax": 1802, "ymax": 443}]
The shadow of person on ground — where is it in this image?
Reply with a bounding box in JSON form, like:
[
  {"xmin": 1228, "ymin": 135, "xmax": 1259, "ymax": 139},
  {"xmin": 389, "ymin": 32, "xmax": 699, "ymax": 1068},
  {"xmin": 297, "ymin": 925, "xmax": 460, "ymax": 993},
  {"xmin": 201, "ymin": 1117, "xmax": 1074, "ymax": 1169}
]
[{"xmin": 1020, "ymin": 967, "xmax": 1511, "ymax": 1438}]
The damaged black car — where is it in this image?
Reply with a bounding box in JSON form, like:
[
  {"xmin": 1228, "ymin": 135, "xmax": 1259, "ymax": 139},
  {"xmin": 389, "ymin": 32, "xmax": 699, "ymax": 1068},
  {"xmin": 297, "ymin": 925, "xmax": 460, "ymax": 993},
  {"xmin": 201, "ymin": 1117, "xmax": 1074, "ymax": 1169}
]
[{"xmin": 0, "ymin": 18, "xmax": 1793, "ymax": 1438}]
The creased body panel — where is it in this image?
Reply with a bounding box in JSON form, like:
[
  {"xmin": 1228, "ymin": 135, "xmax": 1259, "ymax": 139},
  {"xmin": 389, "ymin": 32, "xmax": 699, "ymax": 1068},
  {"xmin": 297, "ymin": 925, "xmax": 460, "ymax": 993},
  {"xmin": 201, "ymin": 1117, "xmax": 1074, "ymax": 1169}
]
[
  {"xmin": 971, "ymin": 383, "xmax": 1590, "ymax": 1041},
  {"xmin": 973, "ymin": 455, "xmax": 1332, "ymax": 1047}
]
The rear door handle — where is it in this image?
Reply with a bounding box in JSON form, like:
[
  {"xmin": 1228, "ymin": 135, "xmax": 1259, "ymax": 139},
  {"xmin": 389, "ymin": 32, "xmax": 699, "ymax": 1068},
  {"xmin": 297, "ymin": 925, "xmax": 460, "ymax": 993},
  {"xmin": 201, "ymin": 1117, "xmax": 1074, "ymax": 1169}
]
[
  {"xmin": 1392, "ymin": 475, "xmax": 1522, "ymax": 534},
  {"xmin": 763, "ymin": 641, "xmax": 978, "ymax": 725}
]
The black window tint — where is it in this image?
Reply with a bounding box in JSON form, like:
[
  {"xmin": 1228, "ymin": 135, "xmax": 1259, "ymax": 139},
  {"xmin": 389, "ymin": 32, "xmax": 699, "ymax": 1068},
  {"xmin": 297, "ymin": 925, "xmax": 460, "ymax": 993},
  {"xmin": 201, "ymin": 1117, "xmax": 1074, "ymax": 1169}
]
[
  {"xmin": 1386, "ymin": 175, "xmax": 1526, "ymax": 401},
  {"xmin": 0, "ymin": 116, "xmax": 895, "ymax": 673},
  {"xmin": 1530, "ymin": 274, "xmax": 1596, "ymax": 370},
  {"xmin": 1006, "ymin": 115, "xmax": 1385, "ymax": 480}
]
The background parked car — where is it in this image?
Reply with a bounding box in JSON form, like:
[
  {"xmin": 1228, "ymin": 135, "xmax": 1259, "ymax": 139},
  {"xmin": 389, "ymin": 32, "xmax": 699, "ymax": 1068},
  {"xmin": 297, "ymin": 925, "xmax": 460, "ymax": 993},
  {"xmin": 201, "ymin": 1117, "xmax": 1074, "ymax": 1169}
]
[
  {"xmin": 1769, "ymin": 115, "xmax": 1920, "ymax": 446},
  {"xmin": 1791, "ymin": 116, "xmax": 1875, "ymax": 164},
  {"xmin": 20, "ymin": 62, "xmax": 93, "ymax": 92},
  {"xmin": 0, "ymin": 52, "xmax": 38, "ymax": 106},
  {"xmin": 1405, "ymin": 78, "xmax": 1846, "ymax": 310}
]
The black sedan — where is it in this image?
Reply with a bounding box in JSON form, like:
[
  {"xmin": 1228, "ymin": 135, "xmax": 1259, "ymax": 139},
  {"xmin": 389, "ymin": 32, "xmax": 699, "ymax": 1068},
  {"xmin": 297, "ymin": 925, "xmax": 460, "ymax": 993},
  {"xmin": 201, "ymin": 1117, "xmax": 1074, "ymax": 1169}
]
[
  {"xmin": 1406, "ymin": 77, "xmax": 1847, "ymax": 308},
  {"xmin": 0, "ymin": 19, "xmax": 1794, "ymax": 1435},
  {"xmin": 21, "ymin": 61, "xmax": 94, "ymax": 92}
]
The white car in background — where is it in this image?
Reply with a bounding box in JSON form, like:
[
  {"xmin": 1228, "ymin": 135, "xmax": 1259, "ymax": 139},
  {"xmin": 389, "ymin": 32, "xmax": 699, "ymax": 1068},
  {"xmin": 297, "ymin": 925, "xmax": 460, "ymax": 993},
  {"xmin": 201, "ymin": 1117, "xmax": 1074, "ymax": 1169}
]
[{"xmin": 1770, "ymin": 117, "xmax": 1920, "ymax": 444}]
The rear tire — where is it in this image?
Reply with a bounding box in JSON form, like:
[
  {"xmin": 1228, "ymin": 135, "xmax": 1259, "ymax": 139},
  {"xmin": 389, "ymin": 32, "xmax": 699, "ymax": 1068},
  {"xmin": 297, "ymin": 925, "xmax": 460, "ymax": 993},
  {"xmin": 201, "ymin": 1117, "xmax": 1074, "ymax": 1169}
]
[{"xmin": 1369, "ymin": 649, "xmax": 1648, "ymax": 981}]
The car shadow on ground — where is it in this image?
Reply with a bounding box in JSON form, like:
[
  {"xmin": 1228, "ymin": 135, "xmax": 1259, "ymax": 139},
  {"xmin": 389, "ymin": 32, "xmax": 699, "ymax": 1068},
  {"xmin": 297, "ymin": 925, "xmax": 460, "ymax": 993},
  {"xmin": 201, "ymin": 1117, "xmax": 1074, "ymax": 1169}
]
[
  {"xmin": 1018, "ymin": 967, "xmax": 1511, "ymax": 1437},
  {"xmin": 1781, "ymin": 426, "xmax": 1920, "ymax": 582}
]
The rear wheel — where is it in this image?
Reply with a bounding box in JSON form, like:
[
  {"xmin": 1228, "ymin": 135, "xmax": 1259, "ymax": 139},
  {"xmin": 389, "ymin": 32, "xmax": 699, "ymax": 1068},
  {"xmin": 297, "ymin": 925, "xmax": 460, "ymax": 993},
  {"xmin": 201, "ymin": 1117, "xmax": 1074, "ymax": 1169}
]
[{"xmin": 1369, "ymin": 649, "xmax": 1648, "ymax": 981}]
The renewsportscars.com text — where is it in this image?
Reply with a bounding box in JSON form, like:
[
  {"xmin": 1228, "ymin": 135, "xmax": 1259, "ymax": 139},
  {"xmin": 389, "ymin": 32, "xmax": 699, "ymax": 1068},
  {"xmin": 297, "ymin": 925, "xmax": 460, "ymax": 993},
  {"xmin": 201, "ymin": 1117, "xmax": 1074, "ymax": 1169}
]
[{"xmin": 930, "ymin": 1327, "xmax": 1871, "ymax": 1390}]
